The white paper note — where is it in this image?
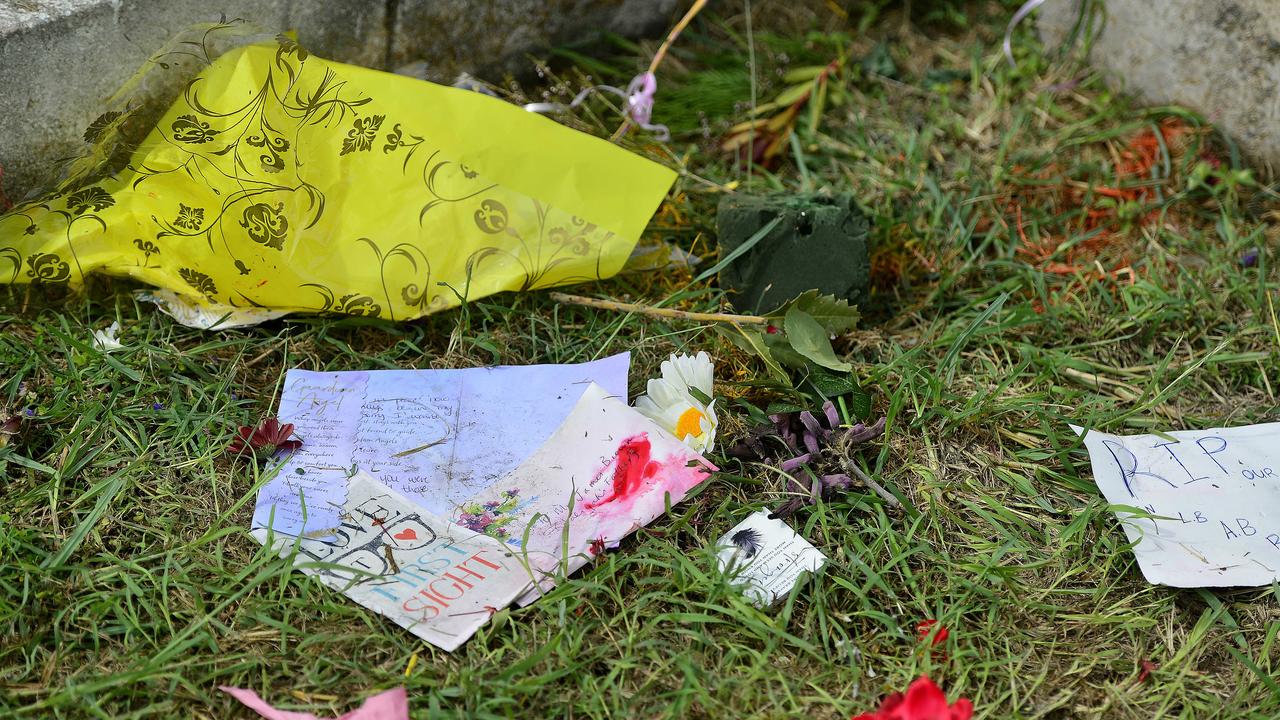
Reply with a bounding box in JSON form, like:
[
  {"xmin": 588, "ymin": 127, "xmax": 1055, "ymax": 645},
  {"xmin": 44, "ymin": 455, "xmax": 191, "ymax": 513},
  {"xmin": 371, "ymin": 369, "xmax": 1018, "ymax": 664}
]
[
  {"xmin": 1076, "ymin": 423, "xmax": 1280, "ymax": 587},
  {"xmin": 714, "ymin": 511, "xmax": 828, "ymax": 606},
  {"xmin": 253, "ymin": 353, "xmax": 630, "ymax": 536},
  {"xmin": 256, "ymin": 474, "xmax": 533, "ymax": 652}
]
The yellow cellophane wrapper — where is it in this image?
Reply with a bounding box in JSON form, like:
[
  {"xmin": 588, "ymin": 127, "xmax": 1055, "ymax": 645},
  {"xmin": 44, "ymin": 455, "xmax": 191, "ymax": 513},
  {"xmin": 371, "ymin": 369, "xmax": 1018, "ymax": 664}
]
[{"xmin": 0, "ymin": 41, "xmax": 675, "ymax": 322}]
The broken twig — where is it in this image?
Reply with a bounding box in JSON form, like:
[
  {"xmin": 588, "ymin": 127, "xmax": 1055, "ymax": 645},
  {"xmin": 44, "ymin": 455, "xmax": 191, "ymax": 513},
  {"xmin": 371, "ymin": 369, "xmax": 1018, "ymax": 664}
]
[{"xmin": 550, "ymin": 292, "xmax": 769, "ymax": 326}]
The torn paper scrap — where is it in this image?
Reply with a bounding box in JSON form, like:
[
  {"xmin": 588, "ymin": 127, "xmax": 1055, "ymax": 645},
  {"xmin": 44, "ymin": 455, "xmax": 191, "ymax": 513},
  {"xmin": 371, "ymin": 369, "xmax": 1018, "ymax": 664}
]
[
  {"xmin": 455, "ymin": 382, "xmax": 715, "ymax": 602},
  {"xmin": 1075, "ymin": 423, "xmax": 1280, "ymax": 587},
  {"xmin": 135, "ymin": 290, "xmax": 289, "ymax": 330},
  {"xmin": 252, "ymin": 352, "xmax": 630, "ymax": 536},
  {"xmin": 715, "ymin": 511, "xmax": 827, "ymax": 606},
  {"xmin": 256, "ymin": 474, "xmax": 531, "ymax": 652},
  {"xmin": 219, "ymin": 685, "xmax": 409, "ymax": 720}
]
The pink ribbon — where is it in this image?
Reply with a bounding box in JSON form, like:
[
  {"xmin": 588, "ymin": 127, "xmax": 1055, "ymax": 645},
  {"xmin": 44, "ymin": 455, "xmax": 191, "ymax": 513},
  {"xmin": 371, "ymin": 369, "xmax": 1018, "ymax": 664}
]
[
  {"xmin": 524, "ymin": 71, "xmax": 670, "ymax": 142},
  {"xmin": 218, "ymin": 686, "xmax": 409, "ymax": 720},
  {"xmin": 1004, "ymin": 0, "xmax": 1049, "ymax": 67}
]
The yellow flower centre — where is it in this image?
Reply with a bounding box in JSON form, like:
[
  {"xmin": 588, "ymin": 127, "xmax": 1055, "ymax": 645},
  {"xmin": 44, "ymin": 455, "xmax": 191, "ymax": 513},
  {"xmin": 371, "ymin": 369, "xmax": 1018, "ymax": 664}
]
[{"xmin": 676, "ymin": 406, "xmax": 706, "ymax": 439}]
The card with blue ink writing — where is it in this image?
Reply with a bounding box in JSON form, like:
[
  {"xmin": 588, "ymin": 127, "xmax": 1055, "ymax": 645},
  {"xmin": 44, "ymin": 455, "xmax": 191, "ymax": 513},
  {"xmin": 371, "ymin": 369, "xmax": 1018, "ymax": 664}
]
[
  {"xmin": 714, "ymin": 511, "xmax": 827, "ymax": 606},
  {"xmin": 257, "ymin": 473, "xmax": 533, "ymax": 652},
  {"xmin": 1075, "ymin": 423, "xmax": 1280, "ymax": 587},
  {"xmin": 252, "ymin": 352, "xmax": 630, "ymax": 537}
]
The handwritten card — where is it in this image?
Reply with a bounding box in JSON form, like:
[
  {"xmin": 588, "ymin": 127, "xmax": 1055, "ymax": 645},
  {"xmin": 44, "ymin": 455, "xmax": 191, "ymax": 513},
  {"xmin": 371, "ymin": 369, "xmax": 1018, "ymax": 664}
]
[
  {"xmin": 256, "ymin": 474, "xmax": 532, "ymax": 652},
  {"xmin": 454, "ymin": 383, "xmax": 716, "ymax": 602},
  {"xmin": 253, "ymin": 353, "xmax": 630, "ymax": 536},
  {"xmin": 252, "ymin": 372, "xmax": 369, "ymax": 535},
  {"xmin": 1076, "ymin": 423, "xmax": 1280, "ymax": 587},
  {"xmin": 714, "ymin": 511, "xmax": 828, "ymax": 606}
]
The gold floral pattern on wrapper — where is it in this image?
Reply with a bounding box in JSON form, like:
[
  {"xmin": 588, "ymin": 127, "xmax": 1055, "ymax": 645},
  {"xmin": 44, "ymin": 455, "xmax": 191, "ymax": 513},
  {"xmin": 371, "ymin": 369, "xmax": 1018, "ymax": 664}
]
[{"xmin": 0, "ymin": 29, "xmax": 675, "ymax": 323}]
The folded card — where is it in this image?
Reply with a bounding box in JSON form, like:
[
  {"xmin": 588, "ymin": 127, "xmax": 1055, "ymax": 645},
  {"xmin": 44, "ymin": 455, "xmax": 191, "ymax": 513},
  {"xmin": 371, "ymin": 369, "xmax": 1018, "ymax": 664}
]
[
  {"xmin": 252, "ymin": 353, "xmax": 629, "ymax": 537},
  {"xmin": 453, "ymin": 383, "xmax": 716, "ymax": 601},
  {"xmin": 257, "ymin": 473, "xmax": 532, "ymax": 651}
]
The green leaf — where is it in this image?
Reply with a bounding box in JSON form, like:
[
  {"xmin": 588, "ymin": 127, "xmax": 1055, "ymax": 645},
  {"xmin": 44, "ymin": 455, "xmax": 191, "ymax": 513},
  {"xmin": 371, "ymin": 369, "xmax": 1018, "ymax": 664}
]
[
  {"xmin": 687, "ymin": 385, "xmax": 713, "ymax": 406},
  {"xmin": 783, "ymin": 65, "xmax": 828, "ymax": 83},
  {"xmin": 805, "ymin": 368, "xmax": 858, "ymax": 397},
  {"xmin": 766, "ymin": 290, "xmax": 861, "ymax": 334},
  {"xmin": 807, "ymin": 75, "xmax": 828, "ymax": 134},
  {"xmin": 783, "ymin": 307, "xmax": 851, "ymax": 372},
  {"xmin": 762, "ymin": 330, "xmax": 810, "ymax": 369},
  {"xmin": 715, "ymin": 325, "xmax": 791, "ymax": 386}
]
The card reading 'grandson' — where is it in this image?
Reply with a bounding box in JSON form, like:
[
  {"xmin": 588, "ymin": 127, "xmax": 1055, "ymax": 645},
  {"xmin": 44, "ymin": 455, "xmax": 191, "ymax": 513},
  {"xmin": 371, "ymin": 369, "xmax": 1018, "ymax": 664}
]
[
  {"xmin": 714, "ymin": 511, "xmax": 828, "ymax": 606},
  {"xmin": 255, "ymin": 474, "xmax": 532, "ymax": 651},
  {"xmin": 1076, "ymin": 423, "xmax": 1280, "ymax": 587}
]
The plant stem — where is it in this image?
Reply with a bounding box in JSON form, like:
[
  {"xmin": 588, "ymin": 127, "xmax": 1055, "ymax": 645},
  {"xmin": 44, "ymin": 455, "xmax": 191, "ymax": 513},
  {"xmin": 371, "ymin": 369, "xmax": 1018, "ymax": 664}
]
[
  {"xmin": 845, "ymin": 460, "xmax": 901, "ymax": 509},
  {"xmin": 549, "ymin": 292, "xmax": 769, "ymax": 325}
]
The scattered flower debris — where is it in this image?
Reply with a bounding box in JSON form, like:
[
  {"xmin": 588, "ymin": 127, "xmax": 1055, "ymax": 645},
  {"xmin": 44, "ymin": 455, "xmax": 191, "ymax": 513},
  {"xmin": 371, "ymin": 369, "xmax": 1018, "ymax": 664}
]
[
  {"xmin": 0, "ymin": 413, "xmax": 20, "ymax": 448},
  {"xmin": 916, "ymin": 619, "xmax": 950, "ymax": 660},
  {"xmin": 228, "ymin": 417, "xmax": 303, "ymax": 459},
  {"xmin": 728, "ymin": 401, "xmax": 888, "ymax": 516}
]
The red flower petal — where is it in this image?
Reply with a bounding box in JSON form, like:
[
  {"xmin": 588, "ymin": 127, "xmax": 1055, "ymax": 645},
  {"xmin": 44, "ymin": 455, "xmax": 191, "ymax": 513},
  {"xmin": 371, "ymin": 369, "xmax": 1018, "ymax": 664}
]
[
  {"xmin": 852, "ymin": 677, "xmax": 971, "ymax": 720},
  {"xmin": 899, "ymin": 676, "xmax": 951, "ymax": 718},
  {"xmin": 916, "ymin": 620, "xmax": 949, "ymax": 647}
]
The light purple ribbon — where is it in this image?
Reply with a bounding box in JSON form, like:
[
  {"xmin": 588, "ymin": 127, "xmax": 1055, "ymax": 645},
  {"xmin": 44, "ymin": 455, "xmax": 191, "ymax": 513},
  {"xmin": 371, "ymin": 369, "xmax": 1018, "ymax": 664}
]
[
  {"xmin": 1004, "ymin": 0, "xmax": 1049, "ymax": 67},
  {"xmin": 524, "ymin": 71, "xmax": 670, "ymax": 142}
]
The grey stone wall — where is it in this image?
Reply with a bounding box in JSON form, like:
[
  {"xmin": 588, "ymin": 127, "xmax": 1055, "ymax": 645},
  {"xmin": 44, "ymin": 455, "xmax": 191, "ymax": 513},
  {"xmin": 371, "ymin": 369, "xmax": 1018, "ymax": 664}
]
[
  {"xmin": 0, "ymin": 0, "xmax": 678, "ymax": 199},
  {"xmin": 1038, "ymin": 0, "xmax": 1280, "ymax": 169}
]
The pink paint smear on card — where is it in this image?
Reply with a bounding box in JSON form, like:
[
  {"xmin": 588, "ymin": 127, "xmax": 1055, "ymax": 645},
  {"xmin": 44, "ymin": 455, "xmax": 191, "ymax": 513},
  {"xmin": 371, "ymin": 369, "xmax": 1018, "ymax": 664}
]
[
  {"xmin": 582, "ymin": 434, "xmax": 715, "ymax": 538},
  {"xmin": 218, "ymin": 686, "xmax": 408, "ymax": 720}
]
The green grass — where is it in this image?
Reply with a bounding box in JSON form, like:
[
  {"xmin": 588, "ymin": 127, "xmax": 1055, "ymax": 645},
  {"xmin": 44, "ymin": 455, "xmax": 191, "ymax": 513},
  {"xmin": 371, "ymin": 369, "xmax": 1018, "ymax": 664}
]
[{"xmin": 4, "ymin": 2, "xmax": 1280, "ymax": 718}]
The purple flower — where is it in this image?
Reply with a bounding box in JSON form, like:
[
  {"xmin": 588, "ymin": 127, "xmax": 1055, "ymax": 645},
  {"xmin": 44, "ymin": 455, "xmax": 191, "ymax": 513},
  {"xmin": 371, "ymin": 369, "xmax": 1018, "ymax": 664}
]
[
  {"xmin": 151, "ymin": 402, "xmax": 165, "ymax": 411},
  {"xmin": 23, "ymin": 408, "xmax": 34, "ymax": 417},
  {"xmin": 1241, "ymin": 248, "xmax": 1260, "ymax": 268}
]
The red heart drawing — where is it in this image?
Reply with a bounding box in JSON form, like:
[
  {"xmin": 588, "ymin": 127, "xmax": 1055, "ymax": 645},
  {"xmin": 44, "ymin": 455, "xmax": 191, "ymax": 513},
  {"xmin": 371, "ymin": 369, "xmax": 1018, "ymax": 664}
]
[{"xmin": 393, "ymin": 528, "xmax": 417, "ymax": 541}]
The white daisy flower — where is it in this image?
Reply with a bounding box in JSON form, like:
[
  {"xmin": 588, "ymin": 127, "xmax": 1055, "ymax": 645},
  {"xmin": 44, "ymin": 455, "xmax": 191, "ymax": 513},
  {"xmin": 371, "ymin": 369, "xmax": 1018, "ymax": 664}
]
[{"xmin": 634, "ymin": 351, "xmax": 718, "ymax": 453}]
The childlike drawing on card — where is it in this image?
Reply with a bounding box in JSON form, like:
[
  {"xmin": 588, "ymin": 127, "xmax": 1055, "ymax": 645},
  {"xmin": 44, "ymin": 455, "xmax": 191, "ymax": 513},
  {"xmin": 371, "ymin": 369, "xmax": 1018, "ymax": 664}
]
[{"xmin": 257, "ymin": 474, "xmax": 533, "ymax": 652}]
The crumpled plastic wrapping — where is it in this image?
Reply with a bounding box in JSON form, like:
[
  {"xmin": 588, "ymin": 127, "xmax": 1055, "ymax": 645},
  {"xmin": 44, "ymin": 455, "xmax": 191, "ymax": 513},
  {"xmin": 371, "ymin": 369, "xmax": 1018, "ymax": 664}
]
[{"xmin": 0, "ymin": 33, "xmax": 675, "ymax": 325}]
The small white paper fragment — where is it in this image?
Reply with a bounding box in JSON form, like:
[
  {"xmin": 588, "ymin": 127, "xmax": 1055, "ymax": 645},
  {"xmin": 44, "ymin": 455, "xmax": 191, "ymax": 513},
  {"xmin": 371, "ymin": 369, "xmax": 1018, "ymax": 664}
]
[
  {"xmin": 135, "ymin": 289, "xmax": 288, "ymax": 329},
  {"xmin": 1075, "ymin": 423, "xmax": 1280, "ymax": 587},
  {"xmin": 255, "ymin": 474, "xmax": 532, "ymax": 652},
  {"xmin": 714, "ymin": 511, "xmax": 827, "ymax": 606}
]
